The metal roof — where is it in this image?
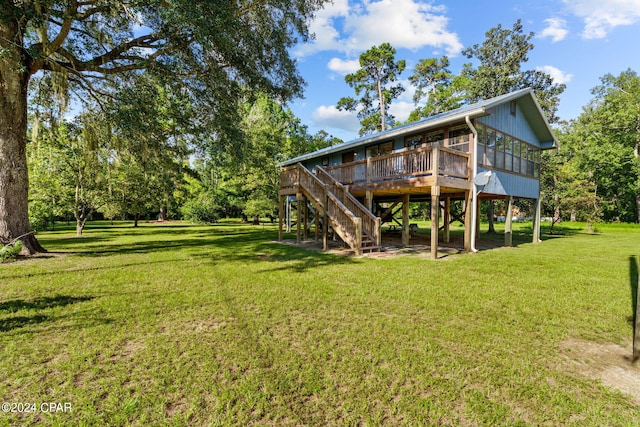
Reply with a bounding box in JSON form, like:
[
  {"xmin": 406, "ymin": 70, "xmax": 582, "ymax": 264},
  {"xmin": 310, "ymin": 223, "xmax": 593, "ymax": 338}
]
[{"xmin": 281, "ymin": 88, "xmax": 558, "ymax": 166}]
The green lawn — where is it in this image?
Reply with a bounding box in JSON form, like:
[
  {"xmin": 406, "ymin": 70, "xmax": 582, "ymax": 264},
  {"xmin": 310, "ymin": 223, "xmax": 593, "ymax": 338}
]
[{"xmin": 1, "ymin": 220, "xmax": 639, "ymax": 426}]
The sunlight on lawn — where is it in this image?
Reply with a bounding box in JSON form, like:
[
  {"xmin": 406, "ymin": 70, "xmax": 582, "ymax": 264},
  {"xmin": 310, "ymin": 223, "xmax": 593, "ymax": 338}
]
[{"xmin": 1, "ymin": 221, "xmax": 639, "ymax": 425}]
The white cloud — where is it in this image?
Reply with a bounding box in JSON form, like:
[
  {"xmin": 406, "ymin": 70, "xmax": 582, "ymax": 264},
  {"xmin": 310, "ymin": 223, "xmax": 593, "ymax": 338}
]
[
  {"xmin": 294, "ymin": 0, "xmax": 350, "ymax": 57},
  {"xmin": 295, "ymin": 0, "xmax": 462, "ymax": 57},
  {"xmin": 563, "ymin": 0, "xmax": 640, "ymax": 39},
  {"xmin": 327, "ymin": 57, "xmax": 361, "ymax": 75},
  {"xmin": 312, "ymin": 105, "xmax": 361, "ymax": 133},
  {"xmin": 537, "ymin": 65, "xmax": 574, "ymax": 84},
  {"xmin": 343, "ymin": 0, "xmax": 463, "ymax": 55},
  {"xmin": 388, "ymin": 101, "xmax": 414, "ymax": 123},
  {"xmin": 539, "ymin": 18, "xmax": 569, "ymax": 43}
]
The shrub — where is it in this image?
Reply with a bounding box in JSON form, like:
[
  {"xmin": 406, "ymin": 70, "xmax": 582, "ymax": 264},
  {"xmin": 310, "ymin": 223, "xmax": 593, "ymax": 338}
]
[
  {"xmin": 180, "ymin": 197, "xmax": 221, "ymax": 224},
  {"xmin": 0, "ymin": 240, "xmax": 23, "ymax": 262}
]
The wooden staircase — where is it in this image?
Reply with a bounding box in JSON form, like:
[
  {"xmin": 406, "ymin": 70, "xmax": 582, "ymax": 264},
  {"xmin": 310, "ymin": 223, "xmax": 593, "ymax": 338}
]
[{"xmin": 282, "ymin": 164, "xmax": 381, "ymax": 255}]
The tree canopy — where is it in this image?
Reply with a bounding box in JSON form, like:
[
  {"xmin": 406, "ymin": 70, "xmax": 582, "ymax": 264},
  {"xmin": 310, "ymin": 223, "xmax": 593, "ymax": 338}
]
[
  {"xmin": 337, "ymin": 43, "xmax": 406, "ymax": 136},
  {"xmin": 545, "ymin": 69, "xmax": 640, "ymax": 224},
  {"xmin": 409, "ymin": 20, "xmax": 565, "ymax": 124},
  {"xmin": 0, "ymin": 0, "xmax": 331, "ymax": 253},
  {"xmin": 460, "ymin": 20, "xmax": 565, "ymax": 123},
  {"xmin": 408, "ymin": 56, "xmax": 468, "ymax": 121}
]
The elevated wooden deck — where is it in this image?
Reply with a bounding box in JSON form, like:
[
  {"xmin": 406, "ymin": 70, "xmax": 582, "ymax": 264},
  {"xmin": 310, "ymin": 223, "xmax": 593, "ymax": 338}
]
[
  {"xmin": 281, "ymin": 145, "xmax": 471, "ymax": 197},
  {"xmin": 278, "ymin": 145, "xmax": 474, "ymax": 258},
  {"xmin": 321, "ymin": 144, "xmax": 471, "ymax": 198}
]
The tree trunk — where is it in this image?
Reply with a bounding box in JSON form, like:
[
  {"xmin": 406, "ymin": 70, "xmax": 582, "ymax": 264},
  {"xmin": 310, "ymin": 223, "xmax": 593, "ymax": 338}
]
[
  {"xmin": 158, "ymin": 207, "xmax": 167, "ymax": 221},
  {"xmin": 0, "ymin": 17, "xmax": 45, "ymax": 254},
  {"xmin": 487, "ymin": 200, "xmax": 496, "ymax": 233},
  {"xmin": 377, "ymin": 79, "xmax": 386, "ymax": 131}
]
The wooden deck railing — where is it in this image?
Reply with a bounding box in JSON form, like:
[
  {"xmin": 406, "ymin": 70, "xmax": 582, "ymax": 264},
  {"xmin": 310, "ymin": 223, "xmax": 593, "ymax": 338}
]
[
  {"xmin": 298, "ymin": 165, "xmax": 326, "ymax": 208},
  {"xmin": 324, "ymin": 144, "xmax": 470, "ymax": 185},
  {"xmin": 315, "ymin": 167, "xmax": 381, "ymax": 247},
  {"xmin": 280, "ymin": 165, "xmax": 299, "ymax": 190},
  {"xmin": 326, "ymin": 192, "xmax": 362, "ymax": 252}
]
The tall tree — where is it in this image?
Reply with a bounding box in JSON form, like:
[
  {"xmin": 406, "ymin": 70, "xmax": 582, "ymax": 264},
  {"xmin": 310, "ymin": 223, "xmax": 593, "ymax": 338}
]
[
  {"xmin": 106, "ymin": 74, "xmax": 191, "ymax": 222},
  {"xmin": 552, "ymin": 69, "xmax": 640, "ymax": 223},
  {"xmin": 410, "ymin": 20, "xmax": 565, "ymax": 126},
  {"xmin": 589, "ymin": 69, "xmax": 640, "ymax": 222},
  {"xmin": 0, "ymin": 0, "xmax": 329, "ymax": 253},
  {"xmin": 227, "ymin": 93, "xmax": 338, "ymax": 222},
  {"xmin": 408, "ymin": 56, "xmax": 468, "ymax": 121},
  {"xmin": 460, "ymin": 19, "xmax": 565, "ymax": 123},
  {"xmin": 540, "ymin": 127, "xmax": 600, "ymax": 227},
  {"xmin": 337, "ymin": 43, "xmax": 406, "ymax": 135}
]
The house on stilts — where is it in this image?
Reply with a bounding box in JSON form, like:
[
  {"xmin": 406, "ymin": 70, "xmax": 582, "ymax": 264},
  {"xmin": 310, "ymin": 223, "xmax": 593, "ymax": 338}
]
[{"xmin": 278, "ymin": 88, "xmax": 558, "ymax": 258}]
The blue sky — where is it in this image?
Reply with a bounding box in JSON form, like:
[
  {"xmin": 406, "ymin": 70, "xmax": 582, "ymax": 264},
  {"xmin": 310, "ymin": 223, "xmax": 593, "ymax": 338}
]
[{"xmin": 289, "ymin": 0, "xmax": 640, "ymax": 141}]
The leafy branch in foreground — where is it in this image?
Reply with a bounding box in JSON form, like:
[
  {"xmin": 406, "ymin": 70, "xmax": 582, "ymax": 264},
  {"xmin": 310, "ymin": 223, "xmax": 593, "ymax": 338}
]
[
  {"xmin": 1, "ymin": 0, "xmax": 331, "ymax": 253},
  {"xmin": 0, "ymin": 238, "xmax": 24, "ymax": 262}
]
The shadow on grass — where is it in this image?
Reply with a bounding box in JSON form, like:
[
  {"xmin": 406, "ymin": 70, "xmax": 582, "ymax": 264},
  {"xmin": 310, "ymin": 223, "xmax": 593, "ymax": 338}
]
[
  {"xmin": 0, "ymin": 315, "xmax": 51, "ymax": 332},
  {"xmin": 0, "ymin": 295, "xmax": 96, "ymax": 333},
  {"xmin": 542, "ymin": 224, "xmax": 586, "ymax": 237},
  {"xmin": 9, "ymin": 226, "xmax": 356, "ymax": 277},
  {"xmin": 0, "ymin": 295, "xmax": 94, "ymax": 312},
  {"xmin": 0, "ymin": 259, "xmax": 184, "ymax": 280},
  {"xmin": 206, "ymin": 233, "xmax": 357, "ymax": 273}
]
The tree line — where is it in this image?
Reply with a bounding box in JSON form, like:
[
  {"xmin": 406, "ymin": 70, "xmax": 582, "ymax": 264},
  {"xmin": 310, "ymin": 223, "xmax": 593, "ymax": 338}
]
[{"xmin": 28, "ymin": 77, "xmax": 340, "ymax": 235}]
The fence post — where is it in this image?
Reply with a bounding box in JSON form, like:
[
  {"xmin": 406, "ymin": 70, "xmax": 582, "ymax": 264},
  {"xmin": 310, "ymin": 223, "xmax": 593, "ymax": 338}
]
[{"xmin": 432, "ymin": 143, "xmax": 440, "ymax": 177}]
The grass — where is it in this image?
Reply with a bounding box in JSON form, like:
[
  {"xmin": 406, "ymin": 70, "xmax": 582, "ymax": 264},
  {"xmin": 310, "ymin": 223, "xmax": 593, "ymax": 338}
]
[{"xmin": 1, "ymin": 220, "xmax": 639, "ymax": 426}]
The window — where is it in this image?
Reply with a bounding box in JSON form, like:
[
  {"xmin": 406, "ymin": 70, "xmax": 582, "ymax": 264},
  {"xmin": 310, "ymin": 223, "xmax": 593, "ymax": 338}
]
[
  {"xmin": 366, "ymin": 141, "xmax": 393, "ymax": 158},
  {"xmin": 476, "ymin": 124, "xmax": 541, "ymax": 178},
  {"xmin": 495, "ymin": 133, "xmax": 505, "ymax": 169},
  {"xmin": 485, "ymin": 128, "xmax": 496, "ymax": 167},
  {"xmin": 510, "ymin": 100, "xmax": 517, "ymax": 117},
  {"xmin": 425, "ymin": 131, "xmax": 444, "ymax": 144},
  {"xmin": 342, "ymin": 151, "xmax": 358, "ymax": 164},
  {"xmin": 404, "ymin": 134, "xmax": 423, "ymax": 150},
  {"xmin": 504, "ymin": 136, "xmax": 514, "ymax": 171},
  {"xmin": 448, "ymin": 125, "xmax": 470, "ymax": 152},
  {"xmin": 512, "ymin": 140, "xmax": 521, "ymax": 173},
  {"xmin": 321, "ymin": 157, "xmax": 329, "ymax": 167}
]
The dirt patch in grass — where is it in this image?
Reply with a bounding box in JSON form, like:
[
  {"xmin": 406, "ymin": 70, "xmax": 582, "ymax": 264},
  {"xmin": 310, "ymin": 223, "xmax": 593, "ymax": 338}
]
[
  {"xmin": 277, "ymin": 238, "xmax": 462, "ymax": 259},
  {"xmin": 559, "ymin": 338, "xmax": 640, "ymax": 404}
]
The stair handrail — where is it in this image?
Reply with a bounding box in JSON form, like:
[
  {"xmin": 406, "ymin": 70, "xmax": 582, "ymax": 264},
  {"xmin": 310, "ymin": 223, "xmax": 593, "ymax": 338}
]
[
  {"xmin": 296, "ymin": 163, "xmax": 326, "ymax": 209},
  {"xmin": 315, "ymin": 166, "xmax": 381, "ymax": 247},
  {"xmin": 295, "ymin": 164, "xmax": 364, "ymax": 254},
  {"xmin": 326, "ymin": 192, "xmax": 362, "ymax": 252}
]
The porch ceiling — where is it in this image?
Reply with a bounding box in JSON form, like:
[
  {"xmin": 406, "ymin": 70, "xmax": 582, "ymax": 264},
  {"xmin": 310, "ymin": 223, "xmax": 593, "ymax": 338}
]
[{"xmin": 347, "ymin": 176, "xmax": 471, "ymax": 200}]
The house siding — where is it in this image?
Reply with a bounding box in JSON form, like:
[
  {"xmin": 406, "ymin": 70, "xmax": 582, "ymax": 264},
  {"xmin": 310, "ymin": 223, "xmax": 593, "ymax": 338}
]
[
  {"xmin": 479, "ymin": 167, "xmax": 540, "ymax": 199},
  {"xmin": 476, "ymin": 102, "xmax": 542, "ymax": 147}
]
